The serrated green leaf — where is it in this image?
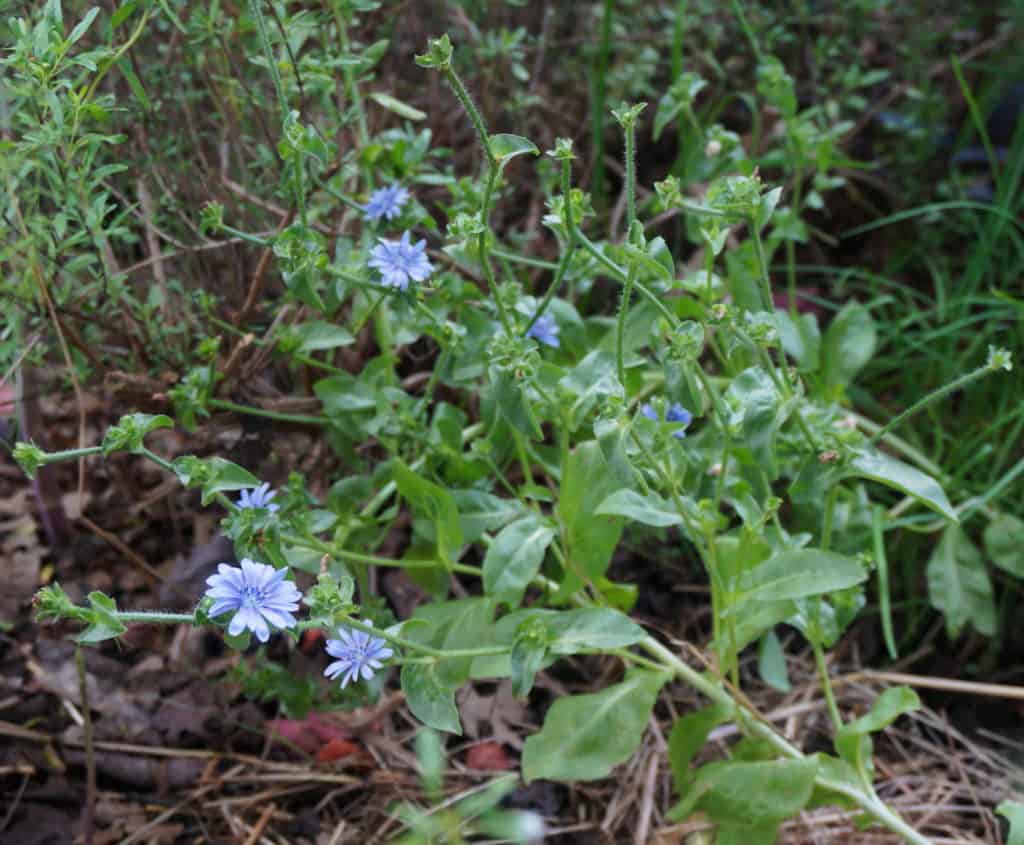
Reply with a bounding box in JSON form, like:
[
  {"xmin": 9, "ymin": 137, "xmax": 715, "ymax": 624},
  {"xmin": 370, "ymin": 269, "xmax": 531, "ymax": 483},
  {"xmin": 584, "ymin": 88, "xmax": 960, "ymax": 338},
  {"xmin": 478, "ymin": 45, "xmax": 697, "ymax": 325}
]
[
  {"xmin": 522, "ymin": 669, "xmax": 667, "ymax": 782},
  {"xmin": 482, "ymin": 514, "xmax": 555, "ymax": 607},
  {"xmin": 927, "ymin": 525, "xmax": 995, "ymax": 638}
]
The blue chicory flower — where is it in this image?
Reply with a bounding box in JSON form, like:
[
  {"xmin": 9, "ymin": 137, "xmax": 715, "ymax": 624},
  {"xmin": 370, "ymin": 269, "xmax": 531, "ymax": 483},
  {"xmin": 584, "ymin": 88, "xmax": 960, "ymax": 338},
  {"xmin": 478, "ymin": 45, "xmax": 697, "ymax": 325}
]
[
  {"xmin": 368, "ymin": 231, "xmax": 434, "ymax": 291},
  {"xmin": 362, "ymin": 183, "xmax": 410, "ymax": 222},
  {"xmin": 205, "ymin": 559, "xmax": 301, "ymax": 642},
  {"xmin": 324, "ymin": 627, "xmax": 395, "ymax": 688},
  {"xmin": 237, "ymin": 482, "xmax": 279, "ymax": 513},
  {"xmin": 525, "ymin": 313, "xmax": 560, "ymax": 348},
  {"xmin": 640, "ymin": 402, "xmax": 693, "ymax": 439}
]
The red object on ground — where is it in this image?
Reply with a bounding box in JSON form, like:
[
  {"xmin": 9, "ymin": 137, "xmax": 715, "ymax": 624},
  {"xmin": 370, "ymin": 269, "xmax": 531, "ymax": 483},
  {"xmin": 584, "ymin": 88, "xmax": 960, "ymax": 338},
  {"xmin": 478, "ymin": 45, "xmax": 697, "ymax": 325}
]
[
  {"xmin": 315, "ymin": 737, "xmax": 361, "ymax": 762},
  {"xmin": 267, "ymin": 712, "xmax": 355, "ymax": 756},
  {"xmin": 465, "ymin": 741, "xmax": 512, "ymax": 771}
]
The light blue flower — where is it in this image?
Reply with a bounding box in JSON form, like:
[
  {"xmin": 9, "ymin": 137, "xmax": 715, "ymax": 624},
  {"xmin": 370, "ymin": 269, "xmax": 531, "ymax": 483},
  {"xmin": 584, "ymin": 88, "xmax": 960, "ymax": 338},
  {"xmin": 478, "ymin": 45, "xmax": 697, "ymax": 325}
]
[
  {"xmin": 324, "ymin": 627, "xmax": 394, "ymax": 688},
  {"xmin": 205, "ymin": 559, "xmax": 301, "ymax": 642},
  {"xmin": 368, "ymin": 231, "xmax": 434, "ymax": 291},
  {"xmin": 640, "ymin": 402, "xmax": 693, "ymax": 439},
  {"xmin": 237, "ymin": 482, "xmax": 279, "ymax": 513},
  {"xmin": 363, "ymin": 183, "xmax": 410, "ymax": 222},
  {"xmin": 526, "ymin": 313, "xmax": 560, "ymax": 348}
]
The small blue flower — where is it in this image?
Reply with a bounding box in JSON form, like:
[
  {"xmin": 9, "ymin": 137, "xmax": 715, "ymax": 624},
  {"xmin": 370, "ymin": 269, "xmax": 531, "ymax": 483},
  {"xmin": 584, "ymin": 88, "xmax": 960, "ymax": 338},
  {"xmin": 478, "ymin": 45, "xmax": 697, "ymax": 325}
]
[
  {"xmin": 368, "ymin": 231, "xmax": 434, "ymax": 291},
  {"xmin": 237, "ymin": 482, "xmax": 279, "ymax": 513},
  {"xmin": 525, "ymin": 313, "xmax": 560, "ymax": 348},
  {"xmin": 363, "ymin": 183, "xmax": 410, "ymax": 222},
  {"xmin": 205, "ymin": 559, "xmax": 301, "ymax": 642},
  {"xmin": 324, "ymin": 627, "xmax": 394, "ymax": 688},
  {"xmin": 640, "ymin": 402, "xmax": 693, "ymax": 439},
  {"xmin": 666, "ymin": 403, "xmax": 693, "ymax": 439}
]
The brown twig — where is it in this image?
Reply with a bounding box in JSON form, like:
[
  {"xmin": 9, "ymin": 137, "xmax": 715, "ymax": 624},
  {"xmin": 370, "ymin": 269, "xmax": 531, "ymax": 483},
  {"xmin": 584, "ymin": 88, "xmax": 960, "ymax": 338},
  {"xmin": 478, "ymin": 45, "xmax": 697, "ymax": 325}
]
[{"xmin": 74, "ymin": 648, "xmax": 96, "ymax": 845}]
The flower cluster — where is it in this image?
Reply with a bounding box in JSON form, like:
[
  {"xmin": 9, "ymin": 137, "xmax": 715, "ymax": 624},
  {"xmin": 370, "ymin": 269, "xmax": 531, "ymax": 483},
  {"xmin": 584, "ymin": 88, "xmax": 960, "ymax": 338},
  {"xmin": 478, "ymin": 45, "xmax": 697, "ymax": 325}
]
[
  {"xmin": 641, "ymin": 402, "xmax": 693, "ymax": 439},
  {"xmin": 204, "ymin": 559, "xmax": 393, "ymax": 688}
]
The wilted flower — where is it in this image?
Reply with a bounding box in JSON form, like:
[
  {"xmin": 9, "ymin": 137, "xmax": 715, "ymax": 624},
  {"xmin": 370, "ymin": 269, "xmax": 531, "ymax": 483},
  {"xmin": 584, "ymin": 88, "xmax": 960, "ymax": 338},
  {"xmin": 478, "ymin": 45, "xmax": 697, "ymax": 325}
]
[
  {"xmin": 368, "ymin": 231, "xmax": 433, "ymax": 291},
  {"xmin": 525, "ymin": 313, "xmax": 560, "ymax": 348},
  {"xmin": 324, "ymin": 627, "xmax": 394, "ymax": 688},
  {"xmin": 237, "ymin": 482, "xmax": 279, "ymax": 513},
  {"xmin": 205, "ymin": 559, "xmax": 301, "ymax": 642},
  {"xmin": 363, "ymin": 183, "xmax": 410, "ymax": 222}
]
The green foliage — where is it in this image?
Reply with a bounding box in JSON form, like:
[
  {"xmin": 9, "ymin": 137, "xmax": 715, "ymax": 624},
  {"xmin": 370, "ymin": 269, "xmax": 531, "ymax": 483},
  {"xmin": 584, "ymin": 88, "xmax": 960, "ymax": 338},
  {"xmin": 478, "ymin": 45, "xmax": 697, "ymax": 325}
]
[
  {"xmin": 522, "ymin": 669, "xmax": 668, "ymax": 782},
  {"xmin": 9, "ymin": 4, "xmax": 1022, "ymax": 842}
]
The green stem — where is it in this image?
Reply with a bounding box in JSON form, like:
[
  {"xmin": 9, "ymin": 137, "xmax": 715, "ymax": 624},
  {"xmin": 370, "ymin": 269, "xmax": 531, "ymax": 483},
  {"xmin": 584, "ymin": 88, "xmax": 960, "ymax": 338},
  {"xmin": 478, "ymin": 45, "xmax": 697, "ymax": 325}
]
[
  {"xmin": 727, "ymin": 0, "xmax": 761, "ymax": 60},
  {"xmin": 813, "ymin": 641, "xmax": 843, "ymax": 730},
  {"xmin": 616, "ymin": 267, "xmax": 637, "ymax": 388},
  {"xmin": 624, "ymin": 110, "xmax": 638, "ymax": 229},
  {"xmin": 118, "ymin": 610, "xmax": 196, "ymax": 625},
  {"xmin": 639, "ymin": 638, "xmax": 932, "ymax": 845},
  {"xmin": 139, "ymin": 447, "xmax": 176, "ymax": 475},
  {"xmin": 867, "ymin": 361, "xmax": 998, "ymax": 447},
  {"xmin": 249, "ymin": 0, "xmax": 289, "ymax": 121},
  {"xmin": 749, "ymin": 222, "xmax": 775, "ymax": 313},
  {"xmin": 36, "ymin": 445, "xmax": 104, "ymax": 465},
  {"xmin": 208, "ymin": 397, "xmax": 329, "ymax": 426}
]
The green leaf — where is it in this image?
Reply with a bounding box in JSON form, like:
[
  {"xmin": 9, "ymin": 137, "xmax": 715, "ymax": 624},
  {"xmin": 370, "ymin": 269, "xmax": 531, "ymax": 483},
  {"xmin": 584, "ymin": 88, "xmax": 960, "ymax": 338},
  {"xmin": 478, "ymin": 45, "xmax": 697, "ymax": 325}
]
[
  {"xmin": 596, "ymin": 489, "xmax": 682, "ymax": 527},
  {"xmin": 489, "ymin": 133, "xmax": 539, "ymax": 164},
  {"xmin": 368, "ymin": 91, "xmax": 426, "ymax": 121},
  {"xmin": 983, "ymin": 513, "xmax": 1024, "ymax": 577},
  {"xmin": 668, "ymin": 757, "xmax": 818, "ymax": 825},
  {"xmin": 757, "ymin": 629, "xmax": 791, "ymax": 692},
  {"xmin": 202, "ymin": 459, "xmax": 260, "ymax": 505},
  {"xmin": 291, "ymin": 321, "xmax": 355, "ymax": 353},
  {"xmin": 821, "ymin": 302, "xmax": 876, "ymax": 389},
  {"xmin": 451, "ymin": 490, "xmax": 524, "ymax": 543},
  {"xmin": 668, "ymin": 702, "xmax": 735, "ymax": 790},
  {"xmin": 412, "ymin": 598, "xmax": 497, "ymax": 685},
  {"xmin": 557, "ymin": 441, "xmax": 629, "ymax": 588},
  {"xmin": 849, "ymin": 451, "xmax": 956, "ymax": 522},
  {"xmin": 927, "ymin": 525, "xmax": 996, "ymax": 638},
  {"xmin": 67, "ymin": 7, "xmax": 99, "ymax": 45},
  {"xmin": 394, "ymin": 461, "xmax": 463, "ymax": 565},
  {"xmin": 774, "ymin": 310, "xmax": 821, "ymax": 372},
  {"xmin": 997, "ymin": 801, "xmax": 1024, "ymax": 845},
  {"xmin": 401, "ymin": 663, "xmax": 461, "ymax": 734},
  {"xmin": 498, "ymin": 607, "xmax": 646, "ymax": 654},
  {"xmin": 835, "ymin": 686, "xmax": 919, "ymax": 776},
  {"xmin": 522, "ymin": 670, "xmax": 667, "ymax": 782},
  {"xmin": 482, "ymin": 514, "xmax": 556, "ymax": 607},
  {"xmin": 734, "ymin": 548, "xmax": 867, "ymax": 606},
  {"xmin": 76, "ymin": 591, "xmax": 127, "ymax": 644}
]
